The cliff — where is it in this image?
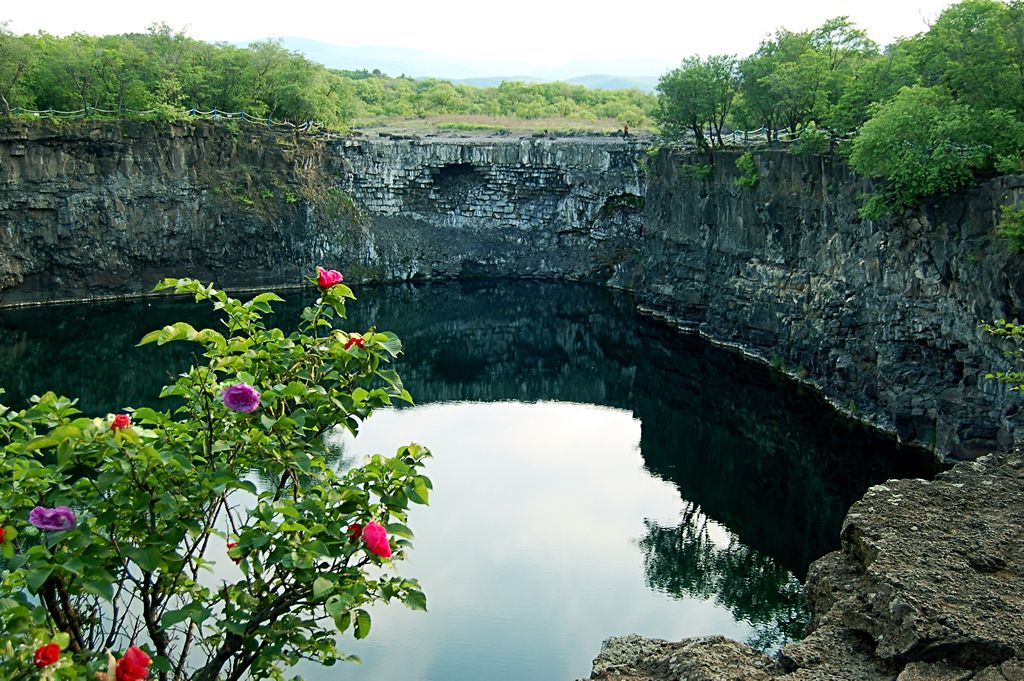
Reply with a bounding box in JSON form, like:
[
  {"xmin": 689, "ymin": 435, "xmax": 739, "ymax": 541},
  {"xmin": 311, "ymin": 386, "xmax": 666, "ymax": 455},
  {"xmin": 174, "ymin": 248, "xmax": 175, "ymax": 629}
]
[{"xmin": 1, "ymin": 120, "xmax": 1022, "ymax": 459}]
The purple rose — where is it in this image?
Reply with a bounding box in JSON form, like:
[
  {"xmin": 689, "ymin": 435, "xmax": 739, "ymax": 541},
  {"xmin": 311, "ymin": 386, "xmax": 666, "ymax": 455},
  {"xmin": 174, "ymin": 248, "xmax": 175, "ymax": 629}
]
[
  {"xmin": 223, "ymin": 383, "xmax": 261, "ymax": 413},
  {"xmin": 29, "ymin": 506, "xmax": 77, "ymax": 532}
]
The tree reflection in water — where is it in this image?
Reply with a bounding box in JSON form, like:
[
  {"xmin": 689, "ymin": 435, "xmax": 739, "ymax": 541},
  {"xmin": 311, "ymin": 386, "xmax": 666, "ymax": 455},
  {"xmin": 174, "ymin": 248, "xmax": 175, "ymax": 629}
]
[{"xmin": 638, "ymin": 502, "xmax": 807, "ymax": 651}]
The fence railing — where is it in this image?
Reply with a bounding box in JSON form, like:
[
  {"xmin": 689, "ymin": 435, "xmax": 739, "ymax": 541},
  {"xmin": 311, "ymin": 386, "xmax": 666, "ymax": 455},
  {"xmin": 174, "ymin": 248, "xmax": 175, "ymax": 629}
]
[{"xmin": 677, "ymin": 126, "xmax": 855, "ymax": 148}]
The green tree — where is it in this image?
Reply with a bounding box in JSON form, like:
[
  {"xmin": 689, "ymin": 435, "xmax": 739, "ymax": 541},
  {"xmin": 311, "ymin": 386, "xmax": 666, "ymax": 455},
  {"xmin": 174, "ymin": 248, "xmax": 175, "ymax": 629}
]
[
  {"xmin": 848, "ymin": 85, "xmax": 1024, "ymax": 216},
  {"xmin": 656, "ymin": 55, "xmax": 738, "ymax": 150},
  {"xmin": 0, "ymin": 22, "xmax": 34, "ymax": 116}
]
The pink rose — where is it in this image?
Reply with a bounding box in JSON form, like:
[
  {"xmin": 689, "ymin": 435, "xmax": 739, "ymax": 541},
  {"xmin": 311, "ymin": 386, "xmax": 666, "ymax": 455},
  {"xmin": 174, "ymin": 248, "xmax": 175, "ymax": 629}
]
[
  {"xmin": 316, "ymin": 267, "xmax": 344, "ymax": 289},
  {"xmin": 363, "ymin": 521, "xmax": 392, "ymax": 558}
]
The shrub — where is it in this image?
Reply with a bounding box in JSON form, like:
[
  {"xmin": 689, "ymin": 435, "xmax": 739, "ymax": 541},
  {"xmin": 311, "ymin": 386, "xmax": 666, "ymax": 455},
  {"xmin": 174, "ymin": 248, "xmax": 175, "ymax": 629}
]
[
  {"xmin": 791, "ymin": 121, "xmax": 830, "ymax": 156},
  {"xmin": 996, "ymin": 203, "xmax": 1024, "ymax": 252},
  {"xmin": 735, "ymin": 151, "xmax": 759, "ymax": 188},
  {"xmin": 0, "ymin": 274, "xmax": 430, "ymax": 680}
]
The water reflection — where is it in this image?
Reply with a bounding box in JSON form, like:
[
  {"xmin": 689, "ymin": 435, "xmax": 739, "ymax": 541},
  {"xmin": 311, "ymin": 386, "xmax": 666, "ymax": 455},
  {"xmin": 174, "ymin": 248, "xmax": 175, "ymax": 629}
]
[
  {"xmin": 0, "ymin": 280, "xmax": 939, "ymax": 676},
  {"xmin": 638, "ymin": 504, "xmax": 807, "ymax": 651}
]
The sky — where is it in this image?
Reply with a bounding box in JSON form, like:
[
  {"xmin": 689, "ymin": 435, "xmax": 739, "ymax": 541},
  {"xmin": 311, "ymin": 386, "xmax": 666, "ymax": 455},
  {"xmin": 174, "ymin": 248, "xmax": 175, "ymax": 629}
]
[{"xmin": 4, "ymin": 0, "xmax": 958, "ymax": 75}]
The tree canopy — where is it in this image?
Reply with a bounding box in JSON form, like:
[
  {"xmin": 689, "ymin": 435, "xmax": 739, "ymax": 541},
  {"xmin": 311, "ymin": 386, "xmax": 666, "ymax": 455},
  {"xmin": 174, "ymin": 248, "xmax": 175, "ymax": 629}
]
[
  {"xmin": 0, "ymin": 24, "xmax": 655, "ymax": 128},
  {"xmin": 656, "ymin": 0, "xmax": 1024, "ymax": 215}
]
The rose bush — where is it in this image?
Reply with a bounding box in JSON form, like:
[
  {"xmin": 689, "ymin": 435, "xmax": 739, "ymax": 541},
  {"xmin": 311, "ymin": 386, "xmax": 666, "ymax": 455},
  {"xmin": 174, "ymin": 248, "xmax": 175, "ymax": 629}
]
[{"xmin": 0, "ymin": 273, "xmax": 431, "ymax": 680}]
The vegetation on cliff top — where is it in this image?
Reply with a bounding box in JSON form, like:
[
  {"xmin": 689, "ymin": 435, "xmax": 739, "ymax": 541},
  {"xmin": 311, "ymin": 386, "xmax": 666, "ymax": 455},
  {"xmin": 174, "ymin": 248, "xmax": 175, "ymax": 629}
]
[
  {"xmin": 0, "ymin": 22, "xmax": 654, "ymax": 132},
  {"xmin": 655, "ymin": 0, "xmax": 1024, "ymax": 216}
]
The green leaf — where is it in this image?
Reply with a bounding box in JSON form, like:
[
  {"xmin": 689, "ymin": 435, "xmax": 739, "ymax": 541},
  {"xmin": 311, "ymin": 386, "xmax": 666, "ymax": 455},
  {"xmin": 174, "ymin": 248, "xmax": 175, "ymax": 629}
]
[
  {"xmin": 386, "ymin": 523, "xmax": 414, "ymax": 540},
  {"xmin": 375, "ymin": 332, "xmax": 404, "ymax": 357},
  {"xmin": 83, "ymin": 577, "xmax": 115, "ymax": 602},
  {"xmin": 407, "ymin": 480, "xmax": 430, "ymax": 505},
  {"xmin": 162, "ymin": 602, "xmax": 211, "ymax": 627},
  {"xmin": 326, "ymin": 593, "xmax": 353, "ymax": 617},
  {"xmin": 404, "ymin": 590, "xmax": 428, "ymax": 612},
  {"xmin": 312, "ymin": 577, "xmax": 334, "ymax": 600},
  {"xmin": 26, "ymin": 567, "xmax": 53, "ymax": 593},
  {"xmin": 23, "ymin": 436, "xmax": 57, "ymax": 452},
  {"xmin": 331, "ymin": 610, "xmax": 351, "ymax": 634},
  {"xmin": 354, "ymin": 609, "xmax": 372, "ymax": 640},
  {"xmin": 127, "ymin": 546, "xmax": 164, "ymax": 573}
]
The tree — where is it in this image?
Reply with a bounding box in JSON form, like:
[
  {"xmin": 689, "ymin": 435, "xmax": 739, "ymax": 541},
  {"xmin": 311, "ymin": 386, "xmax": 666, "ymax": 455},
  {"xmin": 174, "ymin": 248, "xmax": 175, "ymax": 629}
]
[
  {"xmin": 656, "ymin": 55, "xmax": 738, "ymax": 150},
  {"xmin": 0, "ymin": 22, "xmax": 33, "ymax": 116},
  {"xmin": 849, "ymin": 85, "xmax": 1024, "ymax": 216},
  {"xmin": 911, "ymin": 0, "xmax": 1022, "ymax": 112}
]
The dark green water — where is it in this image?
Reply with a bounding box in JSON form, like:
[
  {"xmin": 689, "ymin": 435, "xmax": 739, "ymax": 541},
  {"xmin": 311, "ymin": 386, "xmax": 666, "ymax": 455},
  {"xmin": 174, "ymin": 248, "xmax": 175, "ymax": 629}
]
[{"xmin": 0, "ymin": 280, "xmax": 937, "ymax": 680}]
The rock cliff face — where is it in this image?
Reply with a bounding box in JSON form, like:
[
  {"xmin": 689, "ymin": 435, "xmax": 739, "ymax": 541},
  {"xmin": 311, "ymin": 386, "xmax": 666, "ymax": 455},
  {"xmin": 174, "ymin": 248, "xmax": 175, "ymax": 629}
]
[
  {"xmin": 1, "ymin": 121, "xmax": 1022, "ymax": 460},
  {"xmin": 642, "ymin": 150, "xmax": 1024, "ymax": 461},
  {"xmin": 333, "ymin": 135, "xmax": 646, "ymax": 285}
]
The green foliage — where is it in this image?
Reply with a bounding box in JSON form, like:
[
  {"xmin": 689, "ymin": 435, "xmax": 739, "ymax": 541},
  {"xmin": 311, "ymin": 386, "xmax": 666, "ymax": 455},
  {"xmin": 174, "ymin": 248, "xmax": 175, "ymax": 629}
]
[
  {"xmin": 996, "ymin": 203, "xmax": 1024, "ymax": 251},
  {"xmin": 791, "ymin": 121, "xmax": 830, "ymax": 156},
  {"xmin": 735, "ymin": 151, "xmax": 759, "ymax": 188},
  {"xmin": 436, "ymin": 121, "xmax": 509, "ymax": 132},
  {"xmin": 0, "ymin": 276, "xmax": 430, "ymax": 680},
  {"xmin": 0, "ymin": 24, "xmax": 655, "ymax": 129},
  {"xmin": 849, "ymin": 85, "xmax": 1024, "ymax": 216},
  {"xmin": 680, "ymin": 161, "xmax": 714, "ymax": 180},
  {"xmin": 981, "ymin": 318, "xmax": 1024, "ymax": 389},
  {"xmin": 655, "ymin": 55, "xmax": 738, "ymax": 151}
]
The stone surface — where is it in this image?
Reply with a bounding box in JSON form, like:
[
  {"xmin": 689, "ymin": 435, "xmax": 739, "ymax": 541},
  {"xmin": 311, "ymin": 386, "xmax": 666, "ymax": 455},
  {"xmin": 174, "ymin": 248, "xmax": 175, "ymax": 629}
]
[
  {"xmin": 584, "ymin": 452, "xmax": 1024, "ymax": 681},
  {"xmin": 641, "ymin": 149, "xmax": 1024, "ymax": 459},
  {"xmin": 587, "ymin": 635, "xmax": 784, "ymax": 681},
  {"xmin": 2, "ymin": 123, "xmax": 1024, "ymax": 458}
]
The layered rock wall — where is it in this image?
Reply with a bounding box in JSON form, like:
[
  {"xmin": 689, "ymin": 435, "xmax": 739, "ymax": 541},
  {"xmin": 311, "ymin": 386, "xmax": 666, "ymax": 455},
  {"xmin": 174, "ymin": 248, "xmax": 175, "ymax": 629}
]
[
  {"xmin": 642, "ymin": 150, "xmax": 1024, "ymax": 459},
  {"xmin": 2, "ymin": 121, "xmax": 1023, "ymax": 459}
]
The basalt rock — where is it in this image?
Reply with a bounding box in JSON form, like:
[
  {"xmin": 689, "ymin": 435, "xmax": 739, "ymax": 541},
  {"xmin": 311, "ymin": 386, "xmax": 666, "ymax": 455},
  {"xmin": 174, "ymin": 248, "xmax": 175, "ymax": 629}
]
[
  {"xmin": 584, "ymin": 451, "xmax": 1024, "ymax": 681},
  {"xmin": 2, "ymin": 122, "xmax": 1024, "ymax": 459}
]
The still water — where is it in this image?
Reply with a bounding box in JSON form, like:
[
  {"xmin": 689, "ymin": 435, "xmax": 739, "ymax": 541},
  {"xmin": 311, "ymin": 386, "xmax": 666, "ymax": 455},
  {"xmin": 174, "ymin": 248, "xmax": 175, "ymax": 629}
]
[{"xmin": 0, "ymin": 280, "xmax": 937, "ymax": 680}]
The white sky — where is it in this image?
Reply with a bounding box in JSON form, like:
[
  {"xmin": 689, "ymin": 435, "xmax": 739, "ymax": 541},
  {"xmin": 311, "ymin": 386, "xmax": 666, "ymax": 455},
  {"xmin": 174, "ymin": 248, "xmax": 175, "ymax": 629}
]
[{"xmin": 4, "ymin": 0, "xmax": 957, "ymax": 73}]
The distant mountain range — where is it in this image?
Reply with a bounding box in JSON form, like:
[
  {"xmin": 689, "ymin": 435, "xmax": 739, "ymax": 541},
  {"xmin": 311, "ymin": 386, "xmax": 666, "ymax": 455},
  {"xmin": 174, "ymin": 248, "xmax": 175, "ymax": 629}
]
[
  {"xmin": 247, "ymin": 38, "xmax": 663, "ymax": 92},
  {"xmin": 451, "ymin": 74, "xmax": 659, "ymax": 91}
]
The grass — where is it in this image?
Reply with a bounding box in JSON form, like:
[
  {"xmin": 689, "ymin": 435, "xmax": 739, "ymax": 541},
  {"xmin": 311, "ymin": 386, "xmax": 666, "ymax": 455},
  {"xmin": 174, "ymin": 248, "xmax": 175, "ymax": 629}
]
[{"xmin": 351, "ymin": 114, "xmax": 655, "ymax": 135}]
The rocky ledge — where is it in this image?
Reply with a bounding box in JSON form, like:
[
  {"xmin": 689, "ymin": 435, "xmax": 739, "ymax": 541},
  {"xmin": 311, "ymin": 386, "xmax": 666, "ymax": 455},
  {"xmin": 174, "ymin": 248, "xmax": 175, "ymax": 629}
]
[{"xmin": 584, "ymin": 451, "xmax": 1024, "ymax": 681}]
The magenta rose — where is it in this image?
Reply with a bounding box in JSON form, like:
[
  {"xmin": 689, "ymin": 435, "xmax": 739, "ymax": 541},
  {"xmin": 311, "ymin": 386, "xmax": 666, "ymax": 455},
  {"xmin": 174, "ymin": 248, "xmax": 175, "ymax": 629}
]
[
  {"xmin": 223, "ymin": 383, "xmax": 261, "ymax": 413},
  {"xmin": 362, "ymin": 521, "xmax": 392, "ymax": 558},
  {"xmin": 29, "ymin": 506, "xmax": 77, "ymax": 532},
  {"xmin": 316, "ymin": 267, "xmax": 344, "ymax": 289}
]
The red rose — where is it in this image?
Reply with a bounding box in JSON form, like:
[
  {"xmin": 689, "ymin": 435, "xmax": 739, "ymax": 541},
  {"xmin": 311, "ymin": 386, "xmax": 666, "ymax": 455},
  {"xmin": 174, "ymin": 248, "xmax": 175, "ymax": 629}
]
[
  {"xmin": 115, "ymin": 646, "xmax": 151, "ymax": 681},
  {"xmin": 0, "ymin": 527, "xmax": 5, "ymax": 544},
  {"xmin": 111, "ymin": 414, "xmax": 131, "ymax": 430},
  {"xmin": 316, "ymin": 267, "xmax": 344, "ymax": 289},
  {"xmin": 344, "ymin": 336, "xmax": 366, "ymax": 350},
  {"xmin": 34, "ymin": 643, "xmax": 60, "ymax": 667},
  {"xmin": 227, "ymin": 541, "xmax": 242, "ymax": 564},
  {"xmin": 348, "ymin": 522, "xmax": 363, "ymax": 540}
]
